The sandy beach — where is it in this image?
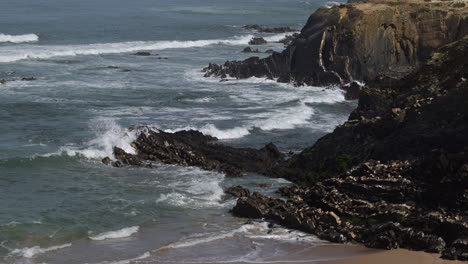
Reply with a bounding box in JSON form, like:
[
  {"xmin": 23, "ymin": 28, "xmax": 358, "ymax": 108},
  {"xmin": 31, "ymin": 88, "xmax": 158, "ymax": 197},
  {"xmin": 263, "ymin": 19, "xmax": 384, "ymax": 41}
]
[{"xmin": 328, "ymin": 248, "xmax": 467, "ymax": 264}]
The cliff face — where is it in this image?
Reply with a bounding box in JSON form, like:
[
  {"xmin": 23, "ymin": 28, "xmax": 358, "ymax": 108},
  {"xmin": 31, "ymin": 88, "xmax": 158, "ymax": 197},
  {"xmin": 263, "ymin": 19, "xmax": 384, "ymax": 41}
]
[
  {"xmin": 204, "ymin": 1, "xmax": 468, "ymax": 86},
  {"xmin": 227, "ymin": 36, "xmax": 468, "ymax": 261},
  {"xmin": 272, "ymin": 35, "xmax": 468, "ymax": 185}
]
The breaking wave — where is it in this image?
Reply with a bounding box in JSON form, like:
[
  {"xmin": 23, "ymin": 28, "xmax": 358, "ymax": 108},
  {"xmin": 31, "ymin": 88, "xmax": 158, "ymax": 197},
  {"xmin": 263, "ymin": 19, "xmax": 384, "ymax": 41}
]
[
  {"xmin": 0, "ymin": 35, "xmax": 255, "ymax": 63},
  {"xmin": 0, "ymin": 33, "xmax": 39, "ymax": 43},
  {"xmin": 9, "ymin": 243, "xmax": 71, "ymax": 258},
  {"xmin": 89, "ymin": 226, "xmax": 139, "ymax": 241}
]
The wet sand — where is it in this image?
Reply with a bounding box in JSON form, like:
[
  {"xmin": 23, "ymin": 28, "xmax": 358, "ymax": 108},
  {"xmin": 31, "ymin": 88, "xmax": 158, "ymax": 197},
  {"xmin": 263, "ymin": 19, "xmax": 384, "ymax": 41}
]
[{"xmin": 327, "ymin": 248, "xmax": 467, "ymax": 264}]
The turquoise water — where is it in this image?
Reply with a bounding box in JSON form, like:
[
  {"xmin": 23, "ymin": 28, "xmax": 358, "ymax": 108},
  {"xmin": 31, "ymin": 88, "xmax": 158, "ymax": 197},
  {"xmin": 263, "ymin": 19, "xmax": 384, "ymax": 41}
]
[{"xmin": 0, "ymin": 0, "xmax": 355, "ymax": 263}]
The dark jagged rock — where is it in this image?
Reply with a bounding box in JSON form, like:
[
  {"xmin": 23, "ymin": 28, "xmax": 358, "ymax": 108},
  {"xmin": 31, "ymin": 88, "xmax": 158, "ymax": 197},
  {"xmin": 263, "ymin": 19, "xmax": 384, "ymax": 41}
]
[
  {"xmin": 21, "ymin": 77, "xmax": 37, "ymax": 81},
  {"xmin": 231, "ymin": 160, "xmax": 467, "ymax": 257},
  {"xmin": 277, "ymin": 33, "xmax": 299, "ymax": 46},
  {"xmin": 101, "ymin": 157, "xmax": 111, "ymax": 165},
  {"xmin": 133, "ymin": 51, "xmax": 151, "ymax": 56},
  {"xmin": 230, "ymin": 37, "xmax": 468, "ymax": 260},
  {"xmin": 225, "ymin": 186, "xmax": 251, "ymax": 198},
  {"xmin": 242, "ymin": 47, "xmax": 261, "ymax": 53},
  {"xmin": 204, "ymin": 1, "xmax": 468, "ymax": 87},
  {"xmin": 248, "ymin": 37, "xmax": 267, "ymax": 45},
  {"xmin": 272, "ymin": 36, "xmax": 468, "ymax": 184},
  {"xmin": 242, "ymin": 25, "xmax": 297, "ymax": 33},
  {"xmin": 106, "ymin": 129, "xmax": 284, "ymax": 177},
  {"xmin": 443, "ymin": 238, "xmax": 468, "ymax": 260}
]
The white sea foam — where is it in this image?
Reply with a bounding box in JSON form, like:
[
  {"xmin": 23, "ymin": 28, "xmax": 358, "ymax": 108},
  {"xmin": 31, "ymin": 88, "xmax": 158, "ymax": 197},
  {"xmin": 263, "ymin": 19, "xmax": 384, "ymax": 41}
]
[
  {"xmin": 93, "ymin": 252, "xmax": 151, "ymax": 264},
  {"xmin": 44, "ymin": 118, "xmax": 138, "ymax": 159},
  {"xmin": 159, "ymin": 221, "xmax": 319, "ymax": 250},
  {"xmin": 89, "ymin": 226, "xmax": 139, "ymax": 241},
  {"xmin": 0, "ymin": 35, "xmax": 254, "ymax": 63},
  {"xmin": 10, "ymin": 243, "xmax": 71, "ymax": 258},
  {"xmin": 165, "ymin": 86, "xmax": 344, "ymax": 140},
  {"xmin": 263, "ymin": 32, "xmax": 300, "ymax": 42},
  {"xmin": 0, "ymin": 33, "xmax": 39, "ymax": 43},
  {"xmin": 155, "ymin": 166, "xmax": 226, "ymax": 208}
]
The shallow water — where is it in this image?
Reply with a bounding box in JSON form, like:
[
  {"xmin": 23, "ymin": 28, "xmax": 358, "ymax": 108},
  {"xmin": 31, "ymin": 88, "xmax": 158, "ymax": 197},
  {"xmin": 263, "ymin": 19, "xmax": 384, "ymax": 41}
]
[{"xmin": 0, "ymin": 0, "xmax": 354, "ymax": 263}]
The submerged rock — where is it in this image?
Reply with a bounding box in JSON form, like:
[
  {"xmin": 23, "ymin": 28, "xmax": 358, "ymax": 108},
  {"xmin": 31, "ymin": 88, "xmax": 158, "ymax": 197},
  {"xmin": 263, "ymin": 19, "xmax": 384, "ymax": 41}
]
[
  {"xmin": 242, "ymin": 47, "xmax": 261, "ymax": 53},
  {"xmin": 242, "ymin": 25, "xmax": 297, "ymax": 33},
  {"xmin": 133, "ymin": 51, "xmax": 151, "ymax": 56},
  {"xmin": 21, "ymin": 77, "xmax": 37, "ymax": 81}
]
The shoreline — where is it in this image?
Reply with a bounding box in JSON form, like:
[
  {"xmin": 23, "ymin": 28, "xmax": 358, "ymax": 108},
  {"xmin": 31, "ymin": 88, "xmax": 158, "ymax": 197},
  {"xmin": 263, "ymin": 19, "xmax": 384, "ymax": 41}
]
[{"xmin": 327, "ymin": 248, "xmax": 468, "ymax": 264}]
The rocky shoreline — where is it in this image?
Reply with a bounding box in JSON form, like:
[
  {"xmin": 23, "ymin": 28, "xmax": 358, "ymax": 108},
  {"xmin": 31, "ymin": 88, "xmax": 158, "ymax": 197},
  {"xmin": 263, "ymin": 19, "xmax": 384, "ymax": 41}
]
[{"xmin": 104, "ymin": 0, "xmax": 467, "ymax": 261}]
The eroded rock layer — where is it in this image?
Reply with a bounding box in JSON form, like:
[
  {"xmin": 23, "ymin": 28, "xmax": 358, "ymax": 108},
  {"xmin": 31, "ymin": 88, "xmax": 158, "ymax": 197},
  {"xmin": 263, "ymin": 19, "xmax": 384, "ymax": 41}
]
[
  {"xmin": 106, "ymin": 129, "xmax": 283, "ymax": 177},
  {"xmin": 203, "ymin": 1, "xmax": 468, "ymax": 87}
]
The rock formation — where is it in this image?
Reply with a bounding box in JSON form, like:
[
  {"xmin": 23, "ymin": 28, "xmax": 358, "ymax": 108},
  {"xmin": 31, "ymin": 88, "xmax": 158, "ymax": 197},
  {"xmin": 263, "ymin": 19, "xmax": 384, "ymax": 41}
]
[
  {"xmin": 204, "ymin": 0, "xmax": 468, "ymax": 87},
  {"xmin": 228, "ymin": 34, "xmax": 468, "ymax": 261},
  {"xmin": 242, "ymin": 25, "xmax": 297, "ymax": 33},
  {"xmin": 104, "ymin": 128, "xmax": 283, "ymax": 177}
]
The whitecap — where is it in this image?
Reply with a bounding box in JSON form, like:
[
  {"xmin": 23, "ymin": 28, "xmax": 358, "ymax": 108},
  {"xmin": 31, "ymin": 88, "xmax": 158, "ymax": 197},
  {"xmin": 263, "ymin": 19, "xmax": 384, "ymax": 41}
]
[
  {"xmin": 10, "ymin": 243, "xmax": 71, "ymax": 258},
  {"xmin": 42, "ymin": 118, "xmax": 139, "ymax": 159},
  {"xmin": 0, "ymin": 33, "xmax": 39, "ymax": 43},
  {"xmin": 89, "ymin": 226, "xmax": 139, "ymax": 241},
  {"xmin": 0, "ymin": 35, "xmax": 255, "ymax": 63},
  {"xmin": 263, "ymin": 32, "xmax": 300, "ymax": 42}
]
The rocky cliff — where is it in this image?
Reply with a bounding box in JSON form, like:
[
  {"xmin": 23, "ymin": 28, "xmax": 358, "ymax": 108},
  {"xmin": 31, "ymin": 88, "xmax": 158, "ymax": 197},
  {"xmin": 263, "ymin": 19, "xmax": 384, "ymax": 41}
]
[
  {"xmin": 271, "ymin": 34, "xmax": 468, "ymax": 184},
  {"xmin": 203, "ymin": 0, "xmax": 468, "ymax": 87},
  {"xmin": 227, "ymin": 36, "xmax": 468, "ymax": 260}
]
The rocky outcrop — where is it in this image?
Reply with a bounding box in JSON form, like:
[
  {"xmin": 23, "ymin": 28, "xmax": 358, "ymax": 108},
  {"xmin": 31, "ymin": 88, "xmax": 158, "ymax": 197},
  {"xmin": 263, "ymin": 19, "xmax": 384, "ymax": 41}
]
[
  {"xmin": 204, "ymin": 0, "xmax": 468, "ymax": 87},
  {"xmin": 104, "ymin": 129, "xmax": 283, "ymax": 177},
  {"xmin": 242, "ymin": 25, "xmax": 297, "ymax": 33},
  {"xmin": 248, "ymin": 37, "xmax": 267, "ymax": 45},
  {"xmin": 228, "ymin": 35, "xmax": 468, "ymax": 261},
  {"xmin": 0, "ymin": 77, "xmax": 38, "ymax": 84},
  {"xmin": 272, "ymin": 35, "xmax": 468, "ymax": 184},
  {"xmin": 230, "ymin": 159, "xmax": 468, "ymax": 260}
]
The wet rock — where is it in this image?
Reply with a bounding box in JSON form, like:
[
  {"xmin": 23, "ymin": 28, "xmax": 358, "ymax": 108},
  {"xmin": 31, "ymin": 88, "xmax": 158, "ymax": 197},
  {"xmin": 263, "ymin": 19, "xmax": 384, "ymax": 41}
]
[
  {"xmin": 443, "ymin": 238, "xmax": 468, "ymax": 260},
  {"xmin": 343, "ymin": 81, "xmax": 362, "ymax": 100},
  {"xmin": 109, "ymin": 129, "xmax": 283, "ymax": 177},
  {"xmin": 225, "ymin": 186, "xmax": 251, "ymax": 198},
  {"xmin": 21, "ymin": 77, "xmax": 37, "ymax": 81},
  {"xmin": 248, "ymin": 37, "xmax": 267, "ymax": 45},
  {"xmin": 122, "ymin": 69, "xmax": 131, "ymax": 72},
  {"xmin": 277, "ymin": 33, "xmax": 299, "ymax": 46},
  {"xmin": 107, "ymin": 66, "xmax": 120, "ymax": 69},
  {"xmin": 242, "ymin": 47, "xmax": 261, "ymax": 53},
  {"xmin": 111, "ymin": 161, "xmax": 123, "ymax": 168},
  {"xmin": 242, "ymin": 25, "xmax": 296, "ymax": 33},
  {"xmin": 102, "ymin": 157, "xmax": 112, "ymax": 165},
  {"xmin": 133, "ymin": 51, "xmax": 151, "ymax": 56},
  {"xmin": 231, "ymin": 194, "xmax": 271, "ymax": 218}
]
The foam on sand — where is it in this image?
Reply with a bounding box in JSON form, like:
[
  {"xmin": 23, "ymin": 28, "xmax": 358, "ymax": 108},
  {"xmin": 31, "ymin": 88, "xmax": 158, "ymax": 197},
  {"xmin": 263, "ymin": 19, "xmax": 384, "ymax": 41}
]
[{"xmin": 89, "ymin": 226, "xmax": 139, "ymax": 241}]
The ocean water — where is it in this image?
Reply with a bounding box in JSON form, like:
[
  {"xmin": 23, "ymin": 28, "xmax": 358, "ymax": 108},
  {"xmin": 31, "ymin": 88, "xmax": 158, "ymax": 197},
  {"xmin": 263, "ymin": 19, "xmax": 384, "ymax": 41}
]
[{"xmin": 0, "ymin": 0, "xmax": 356, "ymax": 263}]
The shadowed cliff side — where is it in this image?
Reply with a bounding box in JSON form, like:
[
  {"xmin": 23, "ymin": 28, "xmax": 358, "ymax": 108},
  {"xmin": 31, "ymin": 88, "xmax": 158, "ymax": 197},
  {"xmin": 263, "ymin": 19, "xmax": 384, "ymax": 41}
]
[
  {"xmin": 203, "ymin": 0, "xmax": 468, "ymax": 87},
  {"xmin": 271, "ymin": 35, "xmax": 468, "ymax": 185},
  {"xmin": 227, "ymin": 36, "xmax": 468, "ymax": 261}
]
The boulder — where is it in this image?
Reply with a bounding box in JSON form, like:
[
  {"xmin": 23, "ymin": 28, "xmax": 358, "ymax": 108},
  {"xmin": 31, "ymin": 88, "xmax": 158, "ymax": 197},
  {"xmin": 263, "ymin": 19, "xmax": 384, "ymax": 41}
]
[{"xmin": 248, "ymin": 37, "xmax": 267, "ymax": 45}]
